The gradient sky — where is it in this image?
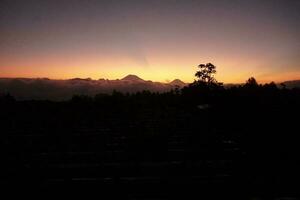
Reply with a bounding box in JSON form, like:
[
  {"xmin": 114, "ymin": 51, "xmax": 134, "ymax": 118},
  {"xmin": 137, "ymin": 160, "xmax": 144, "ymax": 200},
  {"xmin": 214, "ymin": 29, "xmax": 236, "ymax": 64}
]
[{"xmin": 1, "ymin": 0, "xmax": 299, "ymax": 83}]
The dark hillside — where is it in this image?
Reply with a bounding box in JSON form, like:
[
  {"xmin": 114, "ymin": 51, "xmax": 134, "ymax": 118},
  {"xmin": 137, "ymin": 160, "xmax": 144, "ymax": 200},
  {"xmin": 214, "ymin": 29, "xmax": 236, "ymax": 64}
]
[{"xmin": 1, "ymin": 86, "xmax": 300, "ymax": 198}]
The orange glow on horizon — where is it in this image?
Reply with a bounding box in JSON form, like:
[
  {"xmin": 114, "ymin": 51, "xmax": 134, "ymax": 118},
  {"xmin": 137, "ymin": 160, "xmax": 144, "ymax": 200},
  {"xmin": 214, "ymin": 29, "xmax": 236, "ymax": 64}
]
[
  {"xmin": 1, "ymin": 62, "xmax": 299, "ymax": 84},
  {"xmin": 1, "ymin": 47, "xmax": 299, "ymax": 84}
]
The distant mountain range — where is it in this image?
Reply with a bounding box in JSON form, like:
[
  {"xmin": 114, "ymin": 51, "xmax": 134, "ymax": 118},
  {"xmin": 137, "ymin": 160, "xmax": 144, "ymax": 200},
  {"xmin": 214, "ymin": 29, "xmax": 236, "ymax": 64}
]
[
  {"xmin": 0, "ymin": 75, "xmax": 188, "ymax": 100},
  {"xmin": 1, "ymin": 75, "xmax": 299, "ymax": 100},
  {"xmin": 281, "ymin": 80, "xmax": 300, "ymax": 88}
]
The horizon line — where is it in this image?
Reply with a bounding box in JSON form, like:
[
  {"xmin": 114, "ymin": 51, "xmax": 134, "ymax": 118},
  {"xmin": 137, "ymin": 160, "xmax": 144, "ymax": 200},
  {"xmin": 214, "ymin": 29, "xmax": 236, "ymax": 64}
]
[{"xmin": 0, "ymin": 75, "xmax": 299, "ymax": 85}]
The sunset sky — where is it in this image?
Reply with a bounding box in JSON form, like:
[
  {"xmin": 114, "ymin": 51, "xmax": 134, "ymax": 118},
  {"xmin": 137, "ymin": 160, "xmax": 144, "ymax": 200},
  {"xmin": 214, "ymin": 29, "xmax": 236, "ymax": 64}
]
[{"xmin": 1, "ymin": 0, "xmax": 299, "ymax": 83}]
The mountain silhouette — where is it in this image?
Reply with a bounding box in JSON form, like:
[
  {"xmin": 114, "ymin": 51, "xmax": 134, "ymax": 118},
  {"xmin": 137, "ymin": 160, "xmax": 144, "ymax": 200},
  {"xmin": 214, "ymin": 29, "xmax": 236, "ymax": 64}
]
[
  {"xmin": 170, "ymin": 79, "xmax": 187, "ymax": 87},
  {"xmin": 281, "ymin": 80, "xmax": 300, "ymax": 88},
  {"xmin": 121, "ymin": 74, "xmax": 145, "ymax": 82},
  {"xmin": 1, "ymin": 77, "xmax": 300, "ymax": 100}
]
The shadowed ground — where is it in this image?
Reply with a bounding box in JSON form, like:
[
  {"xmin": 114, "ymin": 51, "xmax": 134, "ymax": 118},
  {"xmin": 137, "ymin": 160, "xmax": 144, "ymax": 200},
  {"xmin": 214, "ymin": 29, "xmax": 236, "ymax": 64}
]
[{"xmin": 0, "ymin": 89, "xmax": 299, "ymax": 199}]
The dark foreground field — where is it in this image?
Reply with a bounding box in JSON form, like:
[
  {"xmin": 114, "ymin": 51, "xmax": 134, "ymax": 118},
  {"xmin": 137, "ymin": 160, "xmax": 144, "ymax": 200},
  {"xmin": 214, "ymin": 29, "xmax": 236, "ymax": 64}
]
[{"xmin": 0, "ymin": 88, "xmax": 299, "ymax": 199}]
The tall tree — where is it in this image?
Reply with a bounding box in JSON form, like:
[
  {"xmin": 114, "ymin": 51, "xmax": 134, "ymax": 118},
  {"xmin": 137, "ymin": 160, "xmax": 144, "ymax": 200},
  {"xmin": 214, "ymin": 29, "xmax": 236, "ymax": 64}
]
[{"xmin": 195, "ymin": 63, "xmax": 217, "ymax": 84}]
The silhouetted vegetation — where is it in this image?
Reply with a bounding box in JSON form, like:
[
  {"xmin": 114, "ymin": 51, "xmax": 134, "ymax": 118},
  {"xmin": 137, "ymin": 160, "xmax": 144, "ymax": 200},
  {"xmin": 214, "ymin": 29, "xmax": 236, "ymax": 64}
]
[{"xmin": 0, "ymin": 64, "xmax": 300, "ymax": 199}]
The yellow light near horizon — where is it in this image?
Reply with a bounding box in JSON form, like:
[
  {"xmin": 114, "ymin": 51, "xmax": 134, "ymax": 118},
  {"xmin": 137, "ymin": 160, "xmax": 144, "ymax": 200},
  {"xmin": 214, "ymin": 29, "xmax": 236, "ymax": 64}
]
[{"xmin": 1, "ymin": 54, "xmax": 299, "ymax": 84}]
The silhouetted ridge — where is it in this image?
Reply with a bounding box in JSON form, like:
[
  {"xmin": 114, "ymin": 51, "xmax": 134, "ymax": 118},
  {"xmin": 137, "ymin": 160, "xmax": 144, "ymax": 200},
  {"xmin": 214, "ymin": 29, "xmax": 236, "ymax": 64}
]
[
  {"xmin": 281, "ymin": 80, "xmax": 300, "ymax": 88},
  {"xmin": 70, "ymin": 78, "xmax": 92, "ymax": 81},
  {"xmin": 121, "ymin": 74, "xmax": 145, "ymax": 82},
  {"xmin": 170, "ymin": 79, "xmax": 186, "ymax": 87}
]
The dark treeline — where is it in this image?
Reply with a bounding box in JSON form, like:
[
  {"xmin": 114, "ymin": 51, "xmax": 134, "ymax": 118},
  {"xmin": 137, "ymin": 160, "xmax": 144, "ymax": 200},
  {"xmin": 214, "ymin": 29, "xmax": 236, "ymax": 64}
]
[{"xmin": 0, "ymin": 64, "xmax": 299, "ymax": 199}]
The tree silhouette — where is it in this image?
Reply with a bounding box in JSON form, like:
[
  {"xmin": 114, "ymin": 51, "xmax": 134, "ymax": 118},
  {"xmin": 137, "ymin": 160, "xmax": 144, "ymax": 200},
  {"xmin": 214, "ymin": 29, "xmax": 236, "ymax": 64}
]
[
  {"xmin": 244, "ymin": 77, "xmax": 259, "ymax": 89},
  {"xmin": 263, "ymin": 81, "xmax": 277, "ymax": 90},
  {"xmin": 182, "ymin": 63, "xmax": 223, "ymax": 103},
  {"xmin": 195, "ymin": 63, "xmax": 217, "ymax": 84}
]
